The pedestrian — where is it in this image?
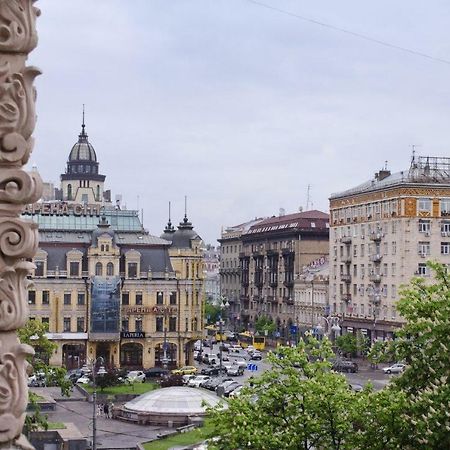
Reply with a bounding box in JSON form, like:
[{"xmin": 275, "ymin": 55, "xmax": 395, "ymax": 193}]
[
  {"xmin": 109, "ymin": 402, "xmax": 114, "ymax": 419},
  {"xmin": 97, "ymin": 403, "xmax": 102, "ymax": 417},
  {"xmin": 103, "ymin": 402, "xmax": 109, "ymax": 418}
]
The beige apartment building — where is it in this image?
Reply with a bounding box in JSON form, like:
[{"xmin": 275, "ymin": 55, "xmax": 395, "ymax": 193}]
[
  {"xmin": 27, "ymin": 119, "xmax": 204, "ymax": 369},
  {"xmin": 329, "ymin": 156, "xmax": 450, "ymax": 340}
]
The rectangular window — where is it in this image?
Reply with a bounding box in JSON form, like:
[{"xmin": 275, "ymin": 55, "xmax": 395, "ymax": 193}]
[
  {"xmin": 392, "ymin": 241, "xmax": 397, "ymax": 255},
  {"xmin": 353, "ymin": 245, "xmax": 357, "ymax": 257},
  {"xmin": 122, "ymin": 292, "xmax": 129, "ymax": 305},
  {"xmin": 41, "ymin": 317, "xmax": 49, "ymax": 330},
  {"xmin": 418, "ymin": 220, "xmax": 431, "ymax": 233},
  {"xmin": 135, "ymin": 318, "xmax": 143, "ymax": 332},
  {"xmin": 391, "ymin": 263, "xmax": 396, "ymax": 276},
  {"xmin": 128, "ymin": 262, "xmax": 138, "ymax": 278},
  {"xmin": 169, "ymin": 316, "xmax": 177, "ymax": 332},
  {"xmin": 418, "ymin": 198, "xmax": 432, "ymax": 213},
  {"xmin": 35, "ymin": 261, "xmax": 44, "ymax": 277},
  {"xmin": 185, "ymin": 317, "xmax": 189, "ymax": 332},
  {"xmin": 383, "ymin": 264, "xmax": 388, "ymax": 277},
  {"xmin": 77, "ymin": 292, "xmax": 85, "ymax": 305},
  {"xmin": 441, "ymin": 198, "xmax": 450, "ymax": 216},
  {"xmin": 360, "ymin": 304, "xmax": 364, "ymax": 316},
  {"xmin": 156, "ymin": 316, "xmax": 164, "ymax": 332},
  {"xmin": 122, "ymin": 318, "xmax": 129, "ymax": 331},
  {"xmin": 169, "ymin": 292, "xmax": 177, "ymax": 305},
  {"xmin": 418, "ymin": 241, "xmax": 431, "ymax": 256},
  {"xmin": 382, "ymin": 284, "xmax": 388, "ymax": 297},
  {"xmin": 353, "ymin": 265, "xmax": 357, "ymax": 277},
  {"xmin": 360, "ymin": 265, "xmax": 365, "ymax": 279},
  {"xmin": 63, "ymin": 317, "xmax": 71, "ymax": 332},
  {"xmin": 391, "ymin": 284, "xmax": 397, "ymax": 299},
  {"xmin": 353, "ymin": 284, "xmax": 357, "ymax": 295},
  {"xmin": 417, "ymin": 263, "xmax": 428, "ymax": 276},
  {"xmin": 360, "ymin": 244, "xmax": 365, "ymax": 257},
  {"xmin": 441, "ymin": 221, "xmax": 450, "ymax": 234},
  {"xmin": 69, "ymin": 261, "xmax": 79, "ymax": 277},
  {"xmin": 157, "ymin": 292, "xmax": 164, "ymax": 305},
  {"xmin": 64, "ymin": 292, "xmax": 71, "ymax": 305},
  {"xmin": 28, "ymin": 290, "xmax": 36, "ymax": 305},
  {"xmin": 135, "ymin": 292, "xmax": 143, "ymax": 305},
  {"xmin": 76, "ymin": 317, "xmax": 85, "ymax": 332},
  {"xmin": 383, "ymin": 242, "xmax": 388, "ymax": 255},
  {"xmin": 42, "ymin": 290, "xmax": 50, "ymax": 305},
  {"xmin": 441, "ymin": 242, "xmax": 450, "ymax": 255}
]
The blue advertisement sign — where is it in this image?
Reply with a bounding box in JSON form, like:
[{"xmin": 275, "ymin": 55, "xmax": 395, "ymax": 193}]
[
  {"xmin": 90, "ymin": 276, "xmax": 121, "ymax": 333},
  {"xmin": 290, "ymin": 325, "xmax": 298, "ymax": 335}
]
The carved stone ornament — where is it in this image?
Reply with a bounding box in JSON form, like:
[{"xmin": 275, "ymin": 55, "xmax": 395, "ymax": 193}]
[
  {"xmin": 0, "ymin": 0, "xmax": 39, "ymax": 53},
  {"xmin": 0, "ymin": 0, "xmax": 42, "ymax": 447}
]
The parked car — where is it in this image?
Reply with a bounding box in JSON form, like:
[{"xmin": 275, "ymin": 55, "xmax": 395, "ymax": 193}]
[
  {"xmin": 182, "ymin": 374, "xmax": 196, "ymax": 385},
  {"xmin": 223, "ymin": 382, "xmax": 241, "ymax": 397},
  {"xmin": 383, "ymin": 363, "xmax": 406, "ymax": 374},
  {"xmin": 187, "ymin": 375, "xmax": 210, "ymax": 388},
  {"xmin": 332, "ymin": 359, "xmax": 358, "ymax": 373},
  {"xmin": 229, "ymin": 385, "xmax": 244, "ymax": 398},
  {"xmin": 349, "ymin": 383, "xmax": 364, "ymax": 392},
  {"xmin": 65, "ymin": 370, "xmax": 83, "ymax": 383},
  {"xmin": 219, "ymin": 343, "xmax": 231, "ymax": 352},
  {"xmin": 202, "ymin": 353, "xmax": 218, "ymax": 365},
  {"xmin": 229, "ymin": 345, "xmax": 242, "ymax": 353},
  {"xmin": 216, "ymin": 379, "xmax": 238, "ymax": 394},
  {"xmin": 201, "ymin": 366, "xmax": 220, "ymax": 376},
  {"xmin": 126, "ymin": 370, "xmax": 146, "ymax": 383},
  {"xmin": 171, "ymin": 366, "xmax": 198, "ymax": 375},
  {"xmin": 216, "ymin": 353, "xmax": 230, "ymax": 362},
  {"xmin": 161, "ymin": 374, "xmax": 183, "ymax": 387},
  {"xmin": 76, "ymin": 376, "xmax": 91, "ymax": 384},
  {"xmin": 144, "ymin": 367, "xmax": 169, "ymax": 379},
  {"xmin": 28, "ymin": 373, "xmax": 46, "ymax": 387},
  {"xmin": 250, "ymin": 351, "xmax": 262, "ymax": 361},
  {"xmin": 202, "ymin": 377, "xmax": 226, "ymax": 391},
  {"xmin": 227, "ymin": 366, "xmax": 244, "ymax": 376}
]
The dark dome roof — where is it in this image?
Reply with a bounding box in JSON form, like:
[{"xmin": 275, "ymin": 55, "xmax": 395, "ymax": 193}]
[
  {"xmin": 69, "ymin": 123, "xmax": 97, "ymax": 162},
  {"xmin": 170, "ymin": 216, "xmax": 201, "ymax": 249}
]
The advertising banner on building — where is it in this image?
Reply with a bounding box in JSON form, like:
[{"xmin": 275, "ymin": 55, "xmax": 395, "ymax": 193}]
[{"xmin": 90, "ymin": 276, "xmax": 121, "ymax": 333}]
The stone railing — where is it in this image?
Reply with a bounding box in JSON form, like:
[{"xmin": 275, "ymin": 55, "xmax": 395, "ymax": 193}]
[{"xmin": 0, "ymin": 1, "xmax": 42, "ymax": 447}]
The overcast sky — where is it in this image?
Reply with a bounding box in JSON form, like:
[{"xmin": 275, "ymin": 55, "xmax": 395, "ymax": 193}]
[{"xmin": 30, "ymin": 0, "xmax": 450, "ymax": 244}]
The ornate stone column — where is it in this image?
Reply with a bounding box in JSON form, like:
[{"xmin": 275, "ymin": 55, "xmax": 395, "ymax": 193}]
[{"xmin": 0, "ymin": 1, "xmax": 42, "ymax": 448}]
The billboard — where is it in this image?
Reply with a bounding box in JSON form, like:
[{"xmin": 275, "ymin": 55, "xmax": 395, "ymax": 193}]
[{"xmin": 90, "ymin": 276, "xmax": 121, "ymax": 333}]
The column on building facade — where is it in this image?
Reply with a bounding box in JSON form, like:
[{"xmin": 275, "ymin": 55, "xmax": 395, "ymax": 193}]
[{"xmin": 0, "ymin": 1, "xmax": 43, "ymax": 447}]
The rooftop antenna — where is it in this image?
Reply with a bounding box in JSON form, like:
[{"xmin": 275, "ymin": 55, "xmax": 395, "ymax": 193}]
[
  {"xmin": 82, "ymin": 104, "xmax": 86, "ymax": 134},
  {"xmin": 184, "ymin": 195, "xmax": 188, "ymax": 220},
  {"xmin": 306, "ymin": 184, "xmax": 311, "ymax": 211}
]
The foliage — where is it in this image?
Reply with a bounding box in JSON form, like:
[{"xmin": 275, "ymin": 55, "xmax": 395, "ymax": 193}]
[
  {"xmin": 208, "ymin": 338, "xmax": 365, "ymax": 450},
  {"xmin": 335, "ymin": 333, "xmax": 358, "ymax": 357},
  {"xmin": 23, "ymin": 392, "xmax": 49, "ymax": 435},
  {"xmin": 255, "ymin": 315, "xmax": 276, "ymax": 336},
  {"xmin": 204, "ymin": 302, "xmax": 221, "ymax": 324},
  {"xmin": 95, "ymin": 370, "xmax": 121, "ymax": 392},
  {"xmin": 388, "ymin": 262, "xmax": 450, "ymax": 449},
  {"xmin": 366, "ymin": 341, "xmax": 389, "ymax": 368},
  {"xmin": 83, "ymin": 381, "xmax": 158, "ymax": 396}
]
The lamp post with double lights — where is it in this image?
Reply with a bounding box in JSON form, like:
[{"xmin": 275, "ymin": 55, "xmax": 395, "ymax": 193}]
[
  {"xmin": 218, "ymin": 296, "xmax": 230, "ymax": 374},
  {"xmin": 315, "ymin": 316, "xmax": 342, "ymax": 343},
  {"xmin": 91, "ymin": 356, "xmax": 107, "ymax": 450}
]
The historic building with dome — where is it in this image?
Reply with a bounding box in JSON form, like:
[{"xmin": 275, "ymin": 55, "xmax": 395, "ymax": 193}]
[{"xmin": 26, "ymin": 116, "xmax": 204, "ymax": 370}]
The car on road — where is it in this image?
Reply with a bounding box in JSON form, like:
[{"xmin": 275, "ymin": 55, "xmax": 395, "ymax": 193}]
[
  {"xmin": 202, "ymin": 377, "xmax": 228, "ymax": 391},
  {"xmin": 332, "ymin": 359, "xmax": 358, "ymax": 373},
  {"xmin": 126, "ymin": 370, "xmax": 146, "ymax": 383},
  {"xmin": 250, "ymin": 351, "xmax": 262, "ymax": 361},
  {"xmin": 229, "ymin": 345, "xmax": 242, "ymax": 354},
  {"xmin": 182, "ymin": 374, "xmax": 196, "ymax": 385},
  {"xmin": 229, "ymin": 385, "xmax": 244, "ymax": 398},
  {"xmin": 187, "ymin": 375, "xmax": 210, "ymax": 388},
  {"xmin": 171, "ymin": 366, "xmax": 198, "ymax": 375},
  {"xmin": 161, "ymin": 374, "xmax": 183, "ymax": 387},
  {"xmin": 202, "ymin": 353, "xmax": 218, "ymax": 365},
  {"xmin": 383, "ymin": 363, "xmax": 406, "ymax": 374},
  {"xmin": 200, "ymin": 366, "xmax": 221, "ymax": 376},
  {"xmin": 227, "ymin": 366, "xmax": 244, "ymax": 376},
  {"xmin": 144, "ymin": 367, "xmax": 169, "ymax": 379},
  {"xmin": 232, "ymin": 358, "xmax": 248, "ymax": 369},
  {"xmin": 223, "ymin": 382, "xmax": 241, "ymax": 397}
]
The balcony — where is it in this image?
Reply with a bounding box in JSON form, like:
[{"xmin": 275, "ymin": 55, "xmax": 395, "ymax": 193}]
[
  {"xmin": 342, "ymin": 293, "xmax": 352, "ymax": 303},
  {"xmin": 342, "ymin": 255, "xmax": 352, "ymax": 264},
  {"xmin": 370, "ymin": 231, "xmax": 383, "ymax": 241},
  {"xmin": 369, "ymin": 273, "xmax": 382, "ymax": 283},
  {"xmin": 340, "ymin": 273, "xmax": 351, "ymax": 283},
  {"xmin": 369, "ymin": 254, "xmax": 383, "ymax": 263},
  {"xmin": 340, "ymin": 236, "xmax": 352, "ymax": 244}
]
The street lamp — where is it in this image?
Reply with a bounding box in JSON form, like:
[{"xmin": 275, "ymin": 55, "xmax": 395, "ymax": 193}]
[
  {"xmin": 91, "ymin": 356, "xmax": 106, "ymax": 450},
  {"xmin": 218, "ymin": 296, "xmax": 230, "ymax": 374},
  {"xmin": 315, "ymin": 316, "xmax": 341, "ymax": 341}
]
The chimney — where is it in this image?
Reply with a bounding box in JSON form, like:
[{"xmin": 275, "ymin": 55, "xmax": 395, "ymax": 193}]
[{"xmin": 375, "ymin": 170, "xmax": 391, "ymax": 181}]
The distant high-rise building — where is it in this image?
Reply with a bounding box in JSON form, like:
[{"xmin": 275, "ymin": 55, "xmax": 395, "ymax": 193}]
[{"xmin": 329, "ymin": 155, "xmax": 450, "ymax": 340}]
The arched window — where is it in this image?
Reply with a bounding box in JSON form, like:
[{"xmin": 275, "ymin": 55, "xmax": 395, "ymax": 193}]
[
  {"xmin": 100, "ymin": 244, "xmax": 104, "ymax": 252},
  {"xmin": 95, "ymin": 262, "xmax": 103, "ymax": 276},
  {"xmin": 106, "ymin": 262, "xmax": 114, "ymax": 276},
  {"xmin": 67, "ymin": 184, "xmax": 72, "ymax": 200}
]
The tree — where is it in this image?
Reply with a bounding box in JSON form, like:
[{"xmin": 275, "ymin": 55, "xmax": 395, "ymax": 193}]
[
  {"xmin": 255, "ymin": 316, "xmax": 276, "ymax": 336},
  {"xmin": 208, "ymin": 338, "xmax": 364, "ymax": 450},
  {"xmin": 335, "ymin": 333, "xmax": 357, "ymax": 357},
  {"xmin": 204, "ymin": 302, "xmax": 221, "ymax": 324}
]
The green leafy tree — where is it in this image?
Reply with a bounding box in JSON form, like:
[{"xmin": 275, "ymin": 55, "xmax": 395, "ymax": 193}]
[
  {"xmin": 335, "ymin": 333, "xmax": 357, "ymax": 357},
  {"xmin": 204, "ymin": 302, "xmax": 221, "ymax": 324},
  {"xmin": 387, "ymin": 262, "xmax": 450, "ymax": 449},
  {"xmin": 208, "ymin": 338, "xmax": 364, "ymax": 450},
  {"xmin": 255, "ymin": 316, "xmax": 276, "ymax": 336},
  {"xmin": 366, "ymin": 341, "xmax": 388, "ymax": 368}
]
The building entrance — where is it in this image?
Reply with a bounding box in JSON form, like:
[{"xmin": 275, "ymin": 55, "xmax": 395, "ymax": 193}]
[
  {"xmin": 62, "ymin": 343, "xmax": 86, "ymax": 369},
  {"xmin": 120, "ymin": 342, "xmax": 143, "ymax": 368},
  {"xmin": 154, "ymin": 343, "xmax": 177, "ymax": 368}
]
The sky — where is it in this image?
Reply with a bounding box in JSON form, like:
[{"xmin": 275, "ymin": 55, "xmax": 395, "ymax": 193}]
[{"xmin": 29, "ymin": 0, "xmax": 450, "ymax": 244}]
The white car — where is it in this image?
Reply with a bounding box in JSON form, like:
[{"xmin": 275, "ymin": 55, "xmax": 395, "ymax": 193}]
[
  {"xmin": 182, "ymin": 374, "xmax": 196, "ymax": 385},
  {"xmin": 187, "ymin": 375, "xmax": 210, "ymax": 388},
  {"xmin": 383, "ymin": 363, "xmax": 406, "ymax": 374},
  {"xmin": 233, "ymin": 358, "xmax": 248, "ymax": 369},
  {"xmin": 127, "ymin": 370, "xmax": 146, "ymax": 383},
  {"xmin": 76, "ymin": 376, "xmax": 91, "ymax": 384},
  {"xmin": 229, "ymin": 385, "xmax": 244, "ymax": 397}
]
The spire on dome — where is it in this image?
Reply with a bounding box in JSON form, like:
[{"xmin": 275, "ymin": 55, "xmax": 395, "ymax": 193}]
[
  {"xmin": 178, "ymin": 195, "xmax": 193, "ymax": 229},
  {"xmin": 79, "ymin": 104, "xmax": 88, "ymax": 142},
  {"xmin": 164, "ymin": 201, "xmax": 175, "ymax": 232}
]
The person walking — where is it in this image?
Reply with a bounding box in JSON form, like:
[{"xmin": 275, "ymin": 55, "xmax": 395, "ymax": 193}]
[{"xmin": 103, "ymin": 402, "xmax": 109, "ymax": 418}]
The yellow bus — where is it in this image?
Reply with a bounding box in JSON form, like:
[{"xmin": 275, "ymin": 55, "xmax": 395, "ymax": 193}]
[
  {"xmin": 205, "ymin": 324, "xmax": 227, "ymax": 342},
  {"xmin": 238, "ymin": 331, "xmax": 266, "ymax": 351}
]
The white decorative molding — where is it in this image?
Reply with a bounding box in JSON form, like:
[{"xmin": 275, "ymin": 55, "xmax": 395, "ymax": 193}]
[{"xmin": 0, "ymin": 1, "xmax": 42, "ymax": 447}]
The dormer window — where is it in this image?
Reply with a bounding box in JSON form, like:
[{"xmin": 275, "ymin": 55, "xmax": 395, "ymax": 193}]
[
  {"xmin": 66, "ymin": 249, "xmax": 83, "ymax": 278},
  {"xmin": 125, "ymin": 249, "xmax": 141, "ymax": 279}
]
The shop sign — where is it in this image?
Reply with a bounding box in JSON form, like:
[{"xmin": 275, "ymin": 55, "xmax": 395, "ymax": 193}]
[
  {"xmin": 121, "ymin": 331, "xmax": 145, "ymax": 339},
  {"xmin": 122, "ymin": 306, "xmax": 178, "ymax": 315},
  {"xmin": 23, "ymin": 202, "xmax": 101, "ymax": 216}
]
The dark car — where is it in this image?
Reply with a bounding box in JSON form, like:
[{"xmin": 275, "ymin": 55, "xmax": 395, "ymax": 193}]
[
  {"xmin": 160, "ymin": 374, "xmax": 183, "ymax": 387},
  {"xmin": 201, "ymin": 366, "xmax": 220, "ymax": 376},
  {"xmin": 332, "ymin": 360, "xmax": 358, "ymax": 373},
  {"xmin": 144, "ymin": 367, "xmax": 170, "ymax": 379},
  {"xmin": 223, "ymin": 382, "xmax": 241, "ymax": 397}
]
